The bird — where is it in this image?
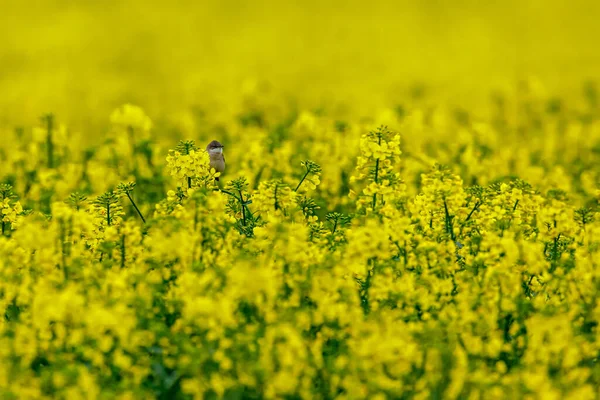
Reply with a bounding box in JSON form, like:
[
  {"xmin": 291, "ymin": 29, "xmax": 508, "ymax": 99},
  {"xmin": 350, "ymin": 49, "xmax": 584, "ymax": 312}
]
[{"xmin": 206, "ymin": 140, "xmax": 225, "ymax": 181}]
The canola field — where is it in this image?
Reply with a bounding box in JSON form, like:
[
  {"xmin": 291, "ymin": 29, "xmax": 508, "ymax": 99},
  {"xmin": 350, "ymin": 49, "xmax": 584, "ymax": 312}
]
[{"xmin": 2, "ymin": 1, "xmax": 600, "ymax": 399}]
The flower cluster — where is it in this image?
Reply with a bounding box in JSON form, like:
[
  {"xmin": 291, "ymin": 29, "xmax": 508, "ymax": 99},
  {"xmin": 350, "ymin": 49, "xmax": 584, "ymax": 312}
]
[
  {"xmin": 166, "ymin": 140, "xmax": 219, "ymax": 191},
  {"xmin": 1, "ymin": 184, "xmax": 25, "ymax": 233},
  {"xmin": 351, "ymin": 126, "xmax": 405, "ymax": 212}
]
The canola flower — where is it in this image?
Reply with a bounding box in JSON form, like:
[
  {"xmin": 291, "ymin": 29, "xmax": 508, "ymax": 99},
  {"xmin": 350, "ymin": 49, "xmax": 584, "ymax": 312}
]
[{"xmin": 1, "ymin": 83, "xmax": 600, "ymax": 400}]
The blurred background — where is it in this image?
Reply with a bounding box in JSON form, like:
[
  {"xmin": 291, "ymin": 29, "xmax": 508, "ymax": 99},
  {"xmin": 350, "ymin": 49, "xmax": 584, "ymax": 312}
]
[{"xmin": 1, "ymin": 0, "xmax": 599, "ymax": 132}]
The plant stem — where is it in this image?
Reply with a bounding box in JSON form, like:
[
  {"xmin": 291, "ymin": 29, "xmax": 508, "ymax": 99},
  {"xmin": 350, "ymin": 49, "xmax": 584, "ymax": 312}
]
[
  {"xmin": 238, "ymin": 190, "xmax": 247, "ymax": 226},
  {"xmin": 106, "ymin": 203, "xmax": 111, "ymax": 226},
  {"xmin": 121, "ymin": 235, "xmax": 126, "ymax": 268},
  {"xmin": 464, "ymin": 201, "xmax": 481, "ymax": 223},
  {"xmin": 373, "ymin": 132, "xmax": 381, "ymax": 210},
  {"xmin": 372, "ymin": 131, "xmax": 381, "ymax": 209},
  {"xmin": 372, "ymin": 158, "xmax": 379, "ymax": 209},
  {"xmin": 443, "ymin": 198, "xmax": 456, "ymax": 242},
  {"xmin": 361, "ymin": 259, "xmax": 374, "ymax": 315},
  {"xmin": 295, "ymin": 167, "xmax": 310, "ymax": 192},
  {"xmin": 274, "ymin": 184, "xmax": 280, "ymax": 210},
  {"xmin": 126, "ymin": 193, "xmax": 146, "ymax": 223},
  {"xmin": 460, "ymin": 201, "xmax": 482, "ymax": 236},
  {"xmin": 219, "ymin": 188, "xmax": 235, "ymax": 197},
  {"xmin": 219, "ymin": 188, "xmax": 249, "ymax": 227}
]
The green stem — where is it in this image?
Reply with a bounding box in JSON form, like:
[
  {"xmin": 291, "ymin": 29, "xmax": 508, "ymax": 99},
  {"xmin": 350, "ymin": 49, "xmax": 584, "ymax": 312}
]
[
  {"xmin": 106, "ymin": 203, "xmax": 111, "ymax": 226},
  {"xmin": 128, "ymin": 126, "xmax": 135, "ymax": 153},
  {"xmin": 372, "ymin": 158, "xmax": 379, "ymax": 209},
  {"xmin": 1, "ymin": 220, "xmax": 5, "ymax": 236},
  {"xmin": 126, "ymin": 193, "xmax": 146, "ymax": 223},
  {"xmin": 121, "ymin": 235, "xmax": 126, "ymax": 268},
  {"xmin": 295, "ymin": 167, "xmax": 310, "ymax": 192},
  {"xmin": 219, "ymin": 188, "xmax": 235, "ymax": 197},
  {"xmin": 219, "ymin": 188, "xmax": 249, "ymax": 226},
  {"xmin": 443, "ymin": 198, "xmax": 456, "ymax": 242},
  {"xmin": 459, "ymin": 201, "xmax": 481, "ymax": 236},
  {"xmin": 238, "ymin": 190, "xmax": 247, "ymax": 226},
  {"xmin": 465, "ymin": 201, "xmax": 481, "ymax": 223},
  {"xmin": 361, "ymin": 259, "xmax": 374, "ymax": 315},
  {"xmin": 372, "ymin": 132, "xmax": 381, "ymax": 209}
]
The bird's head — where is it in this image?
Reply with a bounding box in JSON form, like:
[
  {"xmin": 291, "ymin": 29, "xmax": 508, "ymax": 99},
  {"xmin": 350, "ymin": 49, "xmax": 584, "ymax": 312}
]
[{"xmin": 206, "ymin": 140, "xmax": 224, "ymax": 154}]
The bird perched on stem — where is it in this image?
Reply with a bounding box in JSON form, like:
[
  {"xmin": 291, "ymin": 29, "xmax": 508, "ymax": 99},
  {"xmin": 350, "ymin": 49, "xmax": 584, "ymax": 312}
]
[{"xmin": 206, "ymin": 140, "xmax": 225, "ymax": 181}]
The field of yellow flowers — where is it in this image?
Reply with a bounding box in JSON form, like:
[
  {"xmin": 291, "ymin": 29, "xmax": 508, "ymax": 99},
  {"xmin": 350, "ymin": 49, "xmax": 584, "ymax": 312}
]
[
  {"xmin": 3, "ymin": 1, "xmax": 600, "ymax": 400},
  {"xmin": 1, "ymin": 85, "xmax": 600, "ymax": 399}
]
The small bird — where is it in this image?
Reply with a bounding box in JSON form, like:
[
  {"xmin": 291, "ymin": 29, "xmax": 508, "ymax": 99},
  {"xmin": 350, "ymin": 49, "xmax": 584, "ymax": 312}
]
[{"xmin": 206, "ymin": 140, "xmax": 225, "ymax": 181}]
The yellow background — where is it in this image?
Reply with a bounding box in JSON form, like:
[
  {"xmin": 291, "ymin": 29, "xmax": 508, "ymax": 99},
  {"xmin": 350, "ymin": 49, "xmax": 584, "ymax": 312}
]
[{"xmin": 1, "ymin": 0, "xmax": 599, "ymax": 129}]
